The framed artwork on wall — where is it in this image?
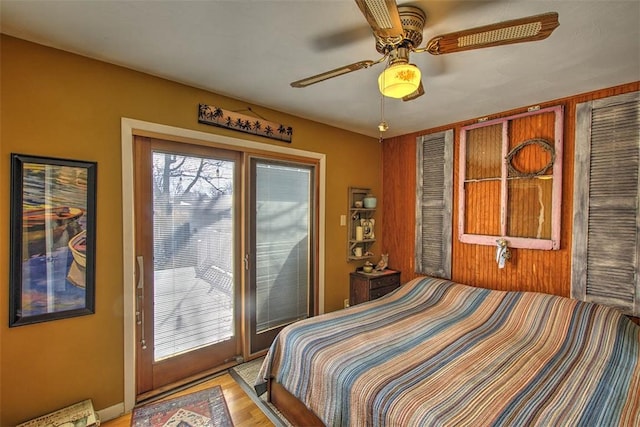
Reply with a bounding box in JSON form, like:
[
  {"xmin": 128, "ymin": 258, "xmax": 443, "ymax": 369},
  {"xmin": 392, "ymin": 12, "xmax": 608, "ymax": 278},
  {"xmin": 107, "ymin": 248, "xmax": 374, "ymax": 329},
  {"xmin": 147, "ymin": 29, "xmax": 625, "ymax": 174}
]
[{"xmin": 9, "ymin": 154, "xmax": 97, "ymax": 327}]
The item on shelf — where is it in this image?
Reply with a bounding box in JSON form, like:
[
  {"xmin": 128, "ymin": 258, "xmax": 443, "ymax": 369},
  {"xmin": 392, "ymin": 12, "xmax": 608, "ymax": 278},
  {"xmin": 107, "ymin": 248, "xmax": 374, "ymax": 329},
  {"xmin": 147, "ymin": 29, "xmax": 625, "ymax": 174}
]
[
  {"xmin": 354, "ymin": 200, "xmax": 363, "ymax": 208},
  {"xmin": 361, "ymin": 218, "xmax": 375, "ymax": 239},
  {"xmin": 363, "ymin": 194, "xmax": 377, "ymax": 208},
  {"xmin": 362, "ymin": 262, "xmax": 374, "ymax": 273},
  {"xmin": 355, "ymin": 226, "xmax": 364, "ymax": 241},
  {"xmin": 375, "ymin": 254, "xmax": 389, "ymax": 271},
  {"xmin": 353, "ymin": 247, "xmax": 363, "ymax": 257}
]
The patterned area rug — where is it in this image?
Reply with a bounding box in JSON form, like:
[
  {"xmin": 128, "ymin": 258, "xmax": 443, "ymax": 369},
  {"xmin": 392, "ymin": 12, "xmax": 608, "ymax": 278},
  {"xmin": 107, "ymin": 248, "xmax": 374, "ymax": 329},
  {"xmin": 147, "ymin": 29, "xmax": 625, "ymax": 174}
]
[
  {"xmin": 131, "ymin": 386, "xmax": 233, "ymax": 427},
  {"xmin": 229, "ymin": 358, "xmax": 292, "ymax": 427}
]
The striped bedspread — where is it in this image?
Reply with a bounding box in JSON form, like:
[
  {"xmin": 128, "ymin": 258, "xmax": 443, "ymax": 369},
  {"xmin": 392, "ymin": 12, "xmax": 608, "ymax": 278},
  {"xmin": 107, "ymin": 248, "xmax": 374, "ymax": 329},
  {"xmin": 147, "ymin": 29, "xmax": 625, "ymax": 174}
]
[{"xmin": 257, "ymin": 277, "xmax": 640, "ymax": 426}]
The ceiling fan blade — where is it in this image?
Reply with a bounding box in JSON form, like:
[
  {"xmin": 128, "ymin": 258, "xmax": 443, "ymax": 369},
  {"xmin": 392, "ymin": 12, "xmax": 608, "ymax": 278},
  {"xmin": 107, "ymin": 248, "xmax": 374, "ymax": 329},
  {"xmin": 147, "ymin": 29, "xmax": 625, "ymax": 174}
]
[
  {"xmin": 355, "ymin": 0, "xmax": 404, "ymax": 40},
  {"xmin": 424, "ymin": 12, "xmax": 559, "ymax": 55},
  {"xmin": 291, "ymin": 60, "xmax": 376, "ymax": 88},
  {"xmin": 402, "ymin": 80, "xmax": 425, "ymax": 102}
]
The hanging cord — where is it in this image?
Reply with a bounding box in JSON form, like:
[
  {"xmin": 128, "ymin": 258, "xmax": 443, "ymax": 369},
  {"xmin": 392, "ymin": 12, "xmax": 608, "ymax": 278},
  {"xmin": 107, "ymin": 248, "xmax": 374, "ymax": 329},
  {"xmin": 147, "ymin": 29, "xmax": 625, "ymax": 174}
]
[
  {"xmin": 378, "ymin": 93, "xmax": 389, "ymax": 142},
  {"xmin": 378, "ymin": 61, "xmax": 389, "ymax": 142}
]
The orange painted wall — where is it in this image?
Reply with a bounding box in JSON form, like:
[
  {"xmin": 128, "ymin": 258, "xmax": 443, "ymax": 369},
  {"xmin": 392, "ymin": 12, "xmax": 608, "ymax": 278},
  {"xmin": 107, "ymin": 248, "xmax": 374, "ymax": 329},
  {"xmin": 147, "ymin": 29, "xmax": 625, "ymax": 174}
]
[
  {"xmin": 381, "ymin": 82, "xmax": 640, "ymax": 297},
  {"xmin": 0, "ymin": 35, "xmax": 380, "ymax": 425}
]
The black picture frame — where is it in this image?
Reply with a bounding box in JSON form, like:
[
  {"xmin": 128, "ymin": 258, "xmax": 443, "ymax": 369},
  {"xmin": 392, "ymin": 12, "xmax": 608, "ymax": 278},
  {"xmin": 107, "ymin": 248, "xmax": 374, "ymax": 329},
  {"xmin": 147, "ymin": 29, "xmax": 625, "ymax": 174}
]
[{"xmin": 9, "ymin": 154, "xmax": 97, "ymax": 327}]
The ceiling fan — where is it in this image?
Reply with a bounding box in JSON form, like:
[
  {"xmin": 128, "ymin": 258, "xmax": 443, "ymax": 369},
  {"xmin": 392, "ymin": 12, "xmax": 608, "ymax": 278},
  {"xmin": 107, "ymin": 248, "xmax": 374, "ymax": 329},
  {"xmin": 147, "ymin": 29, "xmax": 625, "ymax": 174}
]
[{"xmin": 291, "ymin": 0, "xmax": 559, "ymax": 101}]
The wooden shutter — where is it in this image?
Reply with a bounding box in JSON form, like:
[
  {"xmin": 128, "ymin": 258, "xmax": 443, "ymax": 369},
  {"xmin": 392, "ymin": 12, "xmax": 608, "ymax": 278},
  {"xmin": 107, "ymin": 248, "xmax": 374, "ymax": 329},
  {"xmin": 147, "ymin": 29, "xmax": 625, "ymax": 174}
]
[
  {"xmin": 415, "ymin": 130, "xmax": 453, "ymax": 279},
  {"xmin": 572, "ymin": 91, "xmax": 640, "ymax": 316}
]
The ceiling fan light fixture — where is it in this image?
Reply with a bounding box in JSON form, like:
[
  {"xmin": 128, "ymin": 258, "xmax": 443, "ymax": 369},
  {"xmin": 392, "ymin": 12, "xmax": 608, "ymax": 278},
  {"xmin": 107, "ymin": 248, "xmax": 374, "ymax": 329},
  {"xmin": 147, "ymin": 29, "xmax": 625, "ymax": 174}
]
[{"xmin": 378, "ymin": 63, "xmax": 421, "ymax": 98}]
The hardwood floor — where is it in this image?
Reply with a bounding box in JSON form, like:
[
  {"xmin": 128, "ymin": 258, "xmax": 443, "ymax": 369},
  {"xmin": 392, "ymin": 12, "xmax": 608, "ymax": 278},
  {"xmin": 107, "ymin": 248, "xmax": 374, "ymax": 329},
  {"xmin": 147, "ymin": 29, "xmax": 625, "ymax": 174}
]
[{"xmin": 101, "ymin": 373, "xmax": 274, "ymax": 427}]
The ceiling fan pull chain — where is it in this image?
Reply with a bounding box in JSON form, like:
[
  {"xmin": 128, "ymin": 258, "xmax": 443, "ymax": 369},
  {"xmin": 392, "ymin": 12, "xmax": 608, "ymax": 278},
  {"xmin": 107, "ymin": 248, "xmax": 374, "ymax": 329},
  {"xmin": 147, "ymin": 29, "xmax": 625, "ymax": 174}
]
[{"xmin": 378, "ymin": 82, "xmax": 389, "ymax": 137}]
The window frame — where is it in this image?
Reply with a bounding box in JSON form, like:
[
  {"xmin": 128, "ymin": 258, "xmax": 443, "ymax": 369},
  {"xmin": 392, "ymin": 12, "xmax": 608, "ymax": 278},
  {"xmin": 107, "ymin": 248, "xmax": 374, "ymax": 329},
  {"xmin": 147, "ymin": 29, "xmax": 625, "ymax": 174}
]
[{"xmin": 458, "ymin": 105, "xmax": 564, "ymax": 250}]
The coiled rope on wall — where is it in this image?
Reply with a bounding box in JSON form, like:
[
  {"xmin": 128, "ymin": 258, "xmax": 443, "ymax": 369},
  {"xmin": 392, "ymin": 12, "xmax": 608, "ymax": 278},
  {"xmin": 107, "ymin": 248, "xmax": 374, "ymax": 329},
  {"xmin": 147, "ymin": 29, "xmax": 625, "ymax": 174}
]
[{"xmin": 505, "ymin": 138, "xmax": 555, "ymax": 178}]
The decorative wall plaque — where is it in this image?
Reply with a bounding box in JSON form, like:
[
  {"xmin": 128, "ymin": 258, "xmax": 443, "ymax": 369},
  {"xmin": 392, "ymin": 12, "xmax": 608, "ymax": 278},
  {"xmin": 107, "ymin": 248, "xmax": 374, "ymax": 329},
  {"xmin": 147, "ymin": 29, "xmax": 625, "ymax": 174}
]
[{"xmin": 198, "ymin": 103, "xmax": 292, "ymax": 143}]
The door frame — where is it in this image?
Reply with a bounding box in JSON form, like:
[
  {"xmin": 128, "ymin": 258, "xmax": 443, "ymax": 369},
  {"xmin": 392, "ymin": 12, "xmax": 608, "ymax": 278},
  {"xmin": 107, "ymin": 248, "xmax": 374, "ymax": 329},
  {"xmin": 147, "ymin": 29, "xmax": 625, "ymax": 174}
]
[{"xmin": 121, "ymin": 117, "xmax": 326, "ymax": 413}]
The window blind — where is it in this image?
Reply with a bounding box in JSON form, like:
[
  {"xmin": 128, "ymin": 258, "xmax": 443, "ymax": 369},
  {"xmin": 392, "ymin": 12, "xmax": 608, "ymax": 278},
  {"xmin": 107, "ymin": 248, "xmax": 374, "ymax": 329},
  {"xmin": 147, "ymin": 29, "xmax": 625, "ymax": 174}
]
[{"xmin": 255, "ymin": 162, "xmax": 312, "ymax": 331}]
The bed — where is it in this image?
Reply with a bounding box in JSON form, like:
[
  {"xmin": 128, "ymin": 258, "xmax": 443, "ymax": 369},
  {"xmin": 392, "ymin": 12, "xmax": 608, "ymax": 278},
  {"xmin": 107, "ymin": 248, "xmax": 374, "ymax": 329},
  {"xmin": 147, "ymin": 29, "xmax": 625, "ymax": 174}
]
[{"xmin": 256, "ymin": 276, "xmax": 640, "ymax": 426}]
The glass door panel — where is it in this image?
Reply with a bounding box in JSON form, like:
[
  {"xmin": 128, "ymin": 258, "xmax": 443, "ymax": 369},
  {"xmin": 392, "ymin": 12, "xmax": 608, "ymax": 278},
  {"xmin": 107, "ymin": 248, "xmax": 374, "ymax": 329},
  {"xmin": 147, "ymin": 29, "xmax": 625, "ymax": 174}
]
[
  {"xmin": 151, "ymin": 150, "xmax": 236, "ymax": 359},
  {"xmin": 135, "ymin": 137, "xmax": 241, "ymax": 397},
  {"xmin": 249, "ymin": 158, "xmax": 315, "ymax": 353}
]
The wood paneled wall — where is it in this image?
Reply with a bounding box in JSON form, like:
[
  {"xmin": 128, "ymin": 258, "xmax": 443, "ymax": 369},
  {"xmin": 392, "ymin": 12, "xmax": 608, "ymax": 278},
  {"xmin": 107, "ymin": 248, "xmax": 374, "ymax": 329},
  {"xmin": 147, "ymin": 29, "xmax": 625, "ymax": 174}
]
[{"xmin": 381, "ymin": 82, "xmax": 639, "ymax": 298}]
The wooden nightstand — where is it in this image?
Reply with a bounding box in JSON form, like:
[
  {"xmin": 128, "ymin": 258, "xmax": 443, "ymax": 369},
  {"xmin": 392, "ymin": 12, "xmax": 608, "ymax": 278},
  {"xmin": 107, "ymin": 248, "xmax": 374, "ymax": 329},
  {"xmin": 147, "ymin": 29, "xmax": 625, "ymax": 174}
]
[{"xmin": 349, "ymin": 269, "xmax": 401, "ymax": 306}]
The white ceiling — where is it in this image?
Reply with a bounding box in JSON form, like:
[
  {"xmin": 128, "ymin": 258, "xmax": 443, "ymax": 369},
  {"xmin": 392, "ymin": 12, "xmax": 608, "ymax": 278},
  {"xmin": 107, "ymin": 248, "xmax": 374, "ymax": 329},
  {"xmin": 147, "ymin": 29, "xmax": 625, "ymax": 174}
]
[{"xmin": 2, "ymin": 0, "xmax": 639, "ymax": 138}]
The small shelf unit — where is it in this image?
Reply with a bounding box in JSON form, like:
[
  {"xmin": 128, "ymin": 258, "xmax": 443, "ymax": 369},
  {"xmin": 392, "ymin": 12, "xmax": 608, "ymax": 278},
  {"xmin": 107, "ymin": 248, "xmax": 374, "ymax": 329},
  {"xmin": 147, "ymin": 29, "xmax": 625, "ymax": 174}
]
[{"xmin": 347, "ymin": 187, "xmax": 376, "ymax": 262}]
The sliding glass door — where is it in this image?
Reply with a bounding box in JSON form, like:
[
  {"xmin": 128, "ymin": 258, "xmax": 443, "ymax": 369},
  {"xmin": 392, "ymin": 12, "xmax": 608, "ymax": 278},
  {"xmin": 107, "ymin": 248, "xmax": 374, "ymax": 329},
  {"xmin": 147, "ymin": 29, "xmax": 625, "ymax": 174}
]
[{"xmin": 132, "ymin": 136, "xmax": 318, "ymax": 398}]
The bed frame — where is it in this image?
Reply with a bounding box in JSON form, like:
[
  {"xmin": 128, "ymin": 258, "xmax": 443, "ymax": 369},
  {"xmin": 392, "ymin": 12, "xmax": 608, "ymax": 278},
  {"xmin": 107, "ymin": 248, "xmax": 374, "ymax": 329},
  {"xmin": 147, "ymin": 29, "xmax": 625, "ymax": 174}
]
[
  {"xmin": 268, "ymin": 377, "xmax": 324, "ymax": 426},
  {"xmin": 263, "ymin": 339, "xmax": 325, "ymax": 425}
]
